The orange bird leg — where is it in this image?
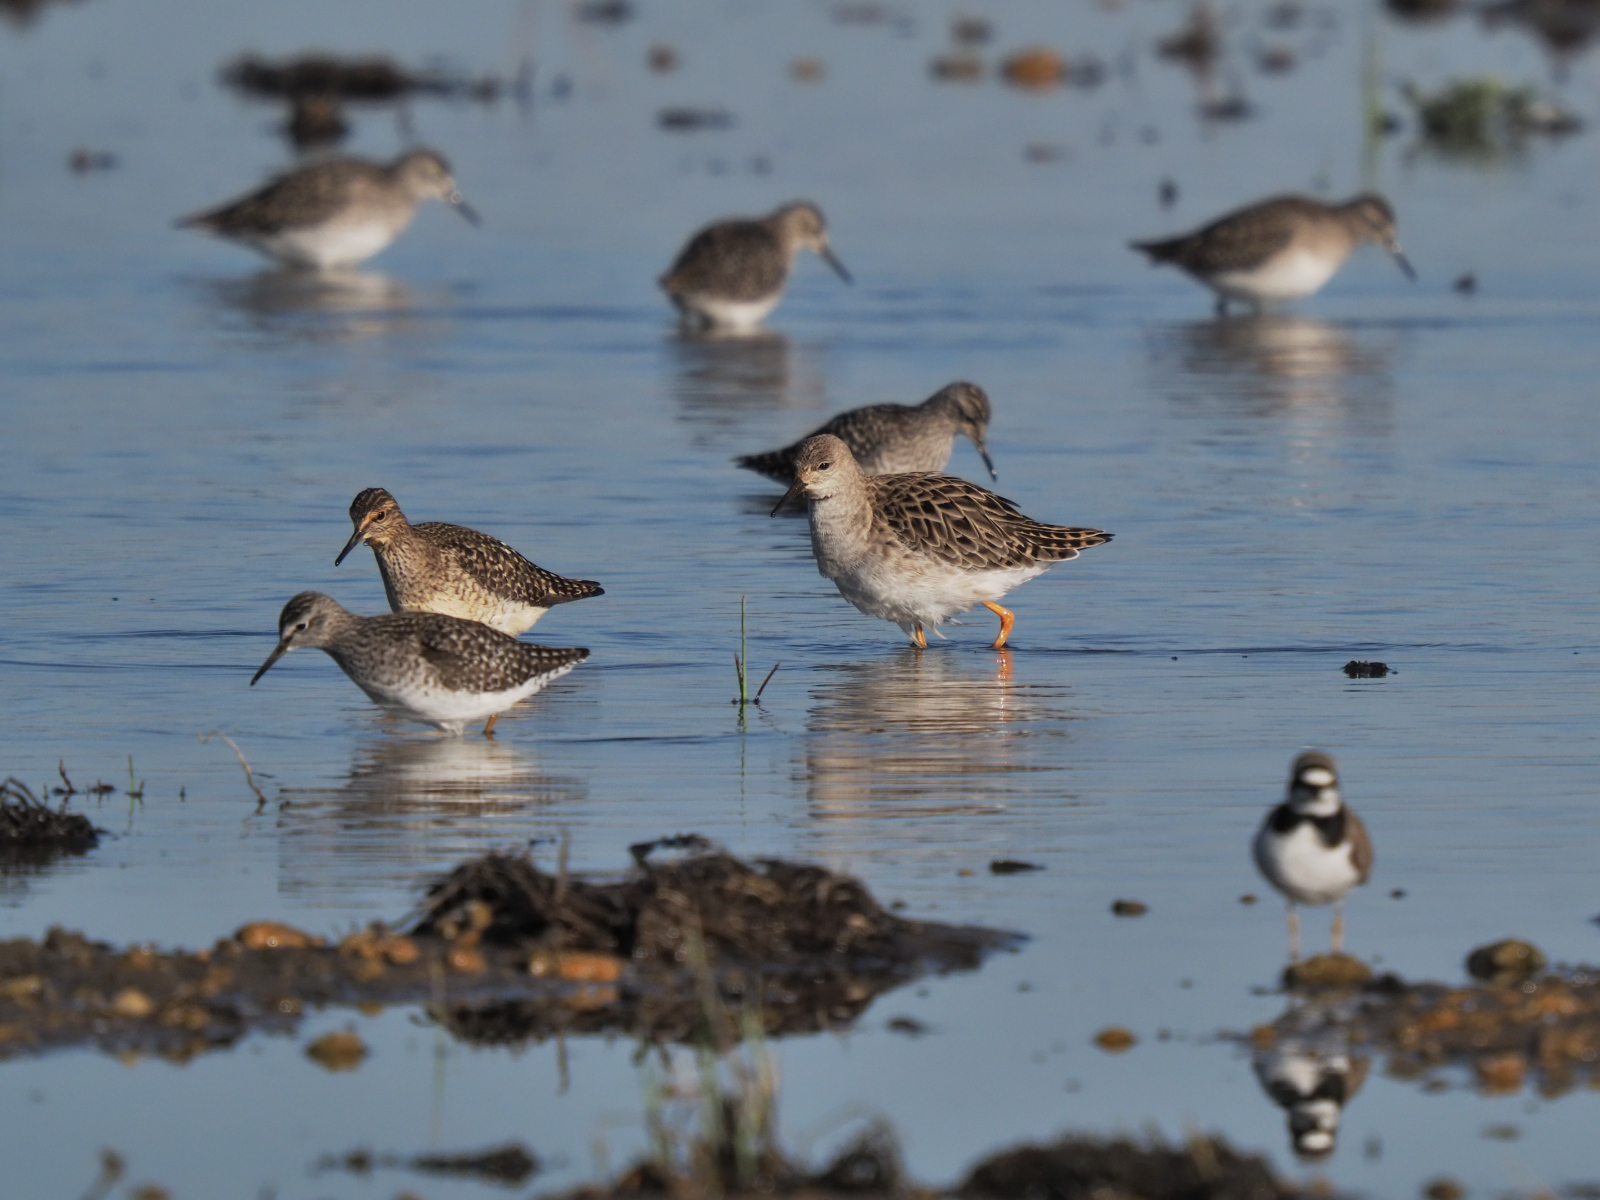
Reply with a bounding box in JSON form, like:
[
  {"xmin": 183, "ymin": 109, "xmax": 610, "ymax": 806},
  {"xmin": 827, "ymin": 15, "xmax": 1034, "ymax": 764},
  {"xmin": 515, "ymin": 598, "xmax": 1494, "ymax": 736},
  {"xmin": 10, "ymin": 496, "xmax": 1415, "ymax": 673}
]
[
  {"xmin": 911, "ymin": 623, "xmax": 927, "ymax": 649},
  {"xmin": 981, "ymin": 601, "xmax": 1015, "ymax": 649},
  {"xmin": 483, "ymin": 714, "xmax": 498, "ymax": 738}
]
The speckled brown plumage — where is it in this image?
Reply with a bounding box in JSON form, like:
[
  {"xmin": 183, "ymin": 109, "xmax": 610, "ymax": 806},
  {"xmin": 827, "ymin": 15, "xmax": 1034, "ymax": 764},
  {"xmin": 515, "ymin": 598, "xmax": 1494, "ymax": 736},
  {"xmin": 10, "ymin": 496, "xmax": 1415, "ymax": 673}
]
[
  {"xmin": 338, "ymin": 488, "xmax": 603, "ymax": 637},
  {"xmin": 659, "ymin": 201, "xmax": 849, "ymax": 330},
  {"xmin": 177, "ymin": 148, "xmax": 477, "ymax": 269},
  {"xmin": 180, "ymin": 157, "xmax": 409, "ymax": 235},
  {"xmin": 1131, "ymin": 193, "xmax": 1412, "ymax": 310},
  {"xmin": 865, "ymin": 472, "xmax": 1110, "ymax": 572},
  {"xmin": 661, "ymin": 219, "xmax": 789, "ymax": 302},
  {"xmin": 737, "ymin": 381, "xmax": 995, "ymax": 485},
  {"xmin": 775, "ymin": 435, "xmax": 1111, "ymax": 646},
  {"xmin": 250, "ymin": 592, "xmax": 588, "ymax": 734}
]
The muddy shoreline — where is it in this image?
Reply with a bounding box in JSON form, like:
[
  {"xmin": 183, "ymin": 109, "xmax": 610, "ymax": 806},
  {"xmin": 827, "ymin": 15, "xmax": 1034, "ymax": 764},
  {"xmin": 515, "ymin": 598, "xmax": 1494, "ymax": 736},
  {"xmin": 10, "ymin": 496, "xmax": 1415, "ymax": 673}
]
[{"xmin": 0, "ymin": 839, "xmax": 1016, "ymax": 1061}]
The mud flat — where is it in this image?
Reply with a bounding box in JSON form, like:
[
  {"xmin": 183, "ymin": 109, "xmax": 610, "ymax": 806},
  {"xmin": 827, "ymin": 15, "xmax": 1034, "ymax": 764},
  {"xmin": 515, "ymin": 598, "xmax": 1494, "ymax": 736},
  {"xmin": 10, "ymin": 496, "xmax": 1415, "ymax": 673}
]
[
  {"xmin": 1252, "ymin": 941, "xmax": 1600, "ymax": 1098},
  {"xmin": 0, "ymin": 837, "xmax": 1015, "ymax": 1061}
]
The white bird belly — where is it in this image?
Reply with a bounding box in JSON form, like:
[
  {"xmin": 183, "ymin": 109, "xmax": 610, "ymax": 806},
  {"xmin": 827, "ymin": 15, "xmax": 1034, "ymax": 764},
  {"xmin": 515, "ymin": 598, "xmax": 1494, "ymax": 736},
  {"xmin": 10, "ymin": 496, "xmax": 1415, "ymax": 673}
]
[
  {"xmin": 678, "ymin": 292, "xmax": 784, "ymax": 331},
  {"xmin": 255, "ymin": 219, "xmax": 401, "ymax": 270},
  {"xmin": 1212, "ymin": 250, "xmax": 1343, "ymax": 302},
  {"xmin": 828, "ymin": 555, "xmax": 1046, "ymax": 632},
  {"xmin": 352, "ymin": 662, "xmax": 578, "ymax": 735},
  {"xmin": 1253, "ymin": 821, "xmax": 1361, "ymax": 905}
]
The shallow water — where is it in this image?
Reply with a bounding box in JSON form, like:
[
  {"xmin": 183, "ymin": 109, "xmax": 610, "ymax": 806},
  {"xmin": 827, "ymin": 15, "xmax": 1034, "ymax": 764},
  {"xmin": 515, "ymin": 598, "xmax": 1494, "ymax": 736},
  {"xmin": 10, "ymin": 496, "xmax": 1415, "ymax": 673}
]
[{"xmin": 4, "ymin": 1, "xmax": 1600, "ymax": 1195}]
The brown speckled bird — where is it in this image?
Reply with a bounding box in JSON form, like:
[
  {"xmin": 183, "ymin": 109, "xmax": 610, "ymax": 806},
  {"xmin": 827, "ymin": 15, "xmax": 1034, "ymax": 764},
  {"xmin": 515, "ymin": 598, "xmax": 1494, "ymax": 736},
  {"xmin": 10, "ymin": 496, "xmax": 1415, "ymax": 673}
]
[
  {"xmin": 1132, "ymin": 194, "xmax": 1413, "ymax": 313},
  {"xmin": 336, "ymin": 488, "xmax": 603, "ymax": 636},
  {"xmin": 773, "ymin": 435, "xmax": 1111, "ymax": 648},
  {"xmin": 659, "ymin": 201, "xmax": 850, "ymax": 331},
  {"xmin": 250, "ymin": 592, "xmax": 587, "ymax": 736},
  {"xmin": 178, "ymin": 148, "xmax": 478, "ymax": 269},
  {"xmin": 737, "ymin": 381, "xmax": 996, "ymax": 486}
]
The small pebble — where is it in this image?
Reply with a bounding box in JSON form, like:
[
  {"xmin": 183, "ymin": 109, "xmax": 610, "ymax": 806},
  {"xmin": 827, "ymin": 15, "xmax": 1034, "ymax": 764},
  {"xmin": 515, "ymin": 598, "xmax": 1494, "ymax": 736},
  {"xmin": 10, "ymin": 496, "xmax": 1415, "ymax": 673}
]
[
  {"xmin": 1111, "ymin": 899, "xmax": 1148, "ymax": 917},
  {"xmin": 1423, "ymin": 1178, "xmax": 1464, "ymax": 1200},
  {"xmin": 1239, "ymin": 893, "xmax": 1257, "ymax": 905},
  {"xmin": 1094, "ymin": 1027, "xmax": 1136, "ymax": 1052},
  {"xmin": 306, "ymin": 1030, "xmax": 368, "ymax": 1071}
]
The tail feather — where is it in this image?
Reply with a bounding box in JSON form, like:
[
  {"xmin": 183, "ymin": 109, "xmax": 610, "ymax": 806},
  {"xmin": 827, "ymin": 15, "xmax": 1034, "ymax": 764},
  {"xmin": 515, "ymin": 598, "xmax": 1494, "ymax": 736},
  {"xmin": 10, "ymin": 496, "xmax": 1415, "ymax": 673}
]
[
  {"xmin": 734, "ymin": 449, "xmax": 796, "ymax": 484},
  {"xmin": 546, "ymin": 579, "xmax": 605, "ymax": 605},
  {"xmin": 1130, "ymin": 237, "xmax": 1182, "ymax": 264},
  {"xmin": 1020, "ymin": 525, "xmax": 1112, "ymax": 562}
]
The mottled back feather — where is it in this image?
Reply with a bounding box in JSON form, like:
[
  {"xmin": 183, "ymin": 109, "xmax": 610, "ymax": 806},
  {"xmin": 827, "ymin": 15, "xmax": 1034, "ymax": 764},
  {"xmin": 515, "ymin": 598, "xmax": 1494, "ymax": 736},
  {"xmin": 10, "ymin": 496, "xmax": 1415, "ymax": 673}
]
[
  {"xmin": 413, "ymin": 523, "xmax": 604, "ymax": 607},
  {"xmin": 738, "ymin": 403, "xmax": 925, "ymax": 483},
  {"xmin": 865, "ymin": 473, "xmax": 1111, "ymax": 571},
  {"xmin": 180, "ymin": 158, "xmax": 392, "ymax": 234},
  {"xmin": 661, "ymin": 221, "xmax": 787, "ymax": 300},
  {"xmin": 1132, "ymin": 195, "xmax": 1328, "ymax": 274},
  {"xmin": 405, "ymin": 615, "xmax": 588, "ymax": 693}
]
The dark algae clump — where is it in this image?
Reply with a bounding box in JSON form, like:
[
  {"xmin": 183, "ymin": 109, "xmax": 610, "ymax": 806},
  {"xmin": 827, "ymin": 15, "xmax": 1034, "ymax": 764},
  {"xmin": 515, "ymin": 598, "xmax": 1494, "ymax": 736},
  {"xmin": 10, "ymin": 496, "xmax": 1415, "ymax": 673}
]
[
  {"xmin": 0, "ymin": 777, "xmax": 100, "ymax": 865},
  {"xmin": 0, "ymin": 838, "xmax": 1015, "ymax": 1061},
  {"xmin": 958, "ymin": 1132, "xmax": 1303, "ymax": 1200}
]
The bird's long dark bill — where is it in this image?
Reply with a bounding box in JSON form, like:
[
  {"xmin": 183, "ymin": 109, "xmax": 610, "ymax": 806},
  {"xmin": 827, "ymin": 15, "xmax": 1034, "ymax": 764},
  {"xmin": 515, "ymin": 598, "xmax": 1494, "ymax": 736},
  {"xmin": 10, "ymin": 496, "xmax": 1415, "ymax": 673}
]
[
  {"xmin": 334, "ymin": 526, "xmax": 366, "ymax": 566},
  {"xmin": 250, "ymin": 641, "xmax": 290, "ymax": 686},
  {"xmin": 451, "ymin": 194, "xmax": 482, "ymax": 227},
  {"xmin": 771, "ymin": 480, "xmax": 806, "ymax": 516},
  {"xmin": 1391, "ymin": 248, "xmax": 1416, "ymax": 280},
  {"xmin": 820, "ymin": 246, "xmax": 852, "ymax": 284},
  {"xmin": 977, "ymin": 443, "xmax": 998, "ymax": 481}
]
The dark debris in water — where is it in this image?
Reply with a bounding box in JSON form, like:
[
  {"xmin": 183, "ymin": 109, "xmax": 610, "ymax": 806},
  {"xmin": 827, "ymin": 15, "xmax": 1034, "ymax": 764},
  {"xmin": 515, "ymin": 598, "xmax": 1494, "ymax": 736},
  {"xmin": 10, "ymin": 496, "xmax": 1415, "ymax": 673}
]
[
  {"xmin": 656, "ymin": 107, "xmax": 736, "ymax": 131},
  {"xmin": 0, "ymin": 777, "xmax": 100, "ymax": 865},
  {"xmin": 319, "ymin": 1142, "xmax": 539, "ymax": 1187},
  {"xmin": 552, "ymin": 1125, "xmax": 1310, "ymax": 1200},
  {"xmin": 220, "ymin": 54, "xmax": 506, "ymax": 103},
  {"xmin": 957, "ymin": 1132, "xmax": 1304, "ymax": 1200},
  {"xmin": 989, "ymin": 859, "xmax": 1042, "ymax": 874},
  {"xmin": 1343, "ymin": 660, "xmax": 1390, "ymax": 678},
  {"xmin": 0, "ymin": 840, "xmax": 1015, "ymax": 1061}
]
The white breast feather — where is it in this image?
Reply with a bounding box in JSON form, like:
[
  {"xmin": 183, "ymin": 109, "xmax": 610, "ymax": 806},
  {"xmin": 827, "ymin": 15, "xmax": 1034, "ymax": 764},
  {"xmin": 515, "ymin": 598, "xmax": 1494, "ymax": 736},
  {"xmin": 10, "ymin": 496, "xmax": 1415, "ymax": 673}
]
[
  {"xmin": 1213, "ymin": 249, "xmax": 1345, "ymax": 302},
  {"xmin": 1253, "ymin": 819, "xmax": 1361, "ymax": 905}
]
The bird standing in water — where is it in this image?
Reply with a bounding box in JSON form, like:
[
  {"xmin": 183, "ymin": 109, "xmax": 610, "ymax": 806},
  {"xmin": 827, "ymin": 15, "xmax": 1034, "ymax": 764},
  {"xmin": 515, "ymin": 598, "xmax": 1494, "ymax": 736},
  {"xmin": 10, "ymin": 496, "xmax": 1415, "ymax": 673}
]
[
  {"xmin": 1252, "ymin": 751, "xmax": 1373, "ymax": 959},
  {"xmin": 660, "ymin": 201, "xmax": 850, "ymax": 331},
  {"xmin": 1132, "ymin": 194, "xmax": 1413, "ymax": 313},
  {"xmin": 773, "ymin": 435, "xmax": 1110, "ymax": 649},
  {"xmin": 178, "ymin": 148, "xmax": 479, "ymax": 269}
]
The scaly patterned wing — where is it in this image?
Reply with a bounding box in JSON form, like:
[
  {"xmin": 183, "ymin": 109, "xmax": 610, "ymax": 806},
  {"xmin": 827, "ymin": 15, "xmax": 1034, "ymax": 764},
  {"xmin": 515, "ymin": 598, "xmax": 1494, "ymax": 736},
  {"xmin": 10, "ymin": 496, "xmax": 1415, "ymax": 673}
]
[
  {"xmin": 737, "ymin": 404, "xmax": 916, "ymax": 483},
  {"xmin": 410, "ymin": 615, "xmax": 589, "ymax": 692},
  {"xmin": 418, "ymin": 523, "xmax": 603, "ymax": 608},
  {"xmin": 1136, "ymin": 196, "xmax": 1310, "ymax": 273},
  {"xmin": 179, "ymin": 160, "xmax": 381, "ymax": 234},
  {"xmin": 661, "ymin": 221, "xmax": 787, "ymax": 300},
  {"xmin": 817, "ymin": 404, "xmax": 919, "ymax": 466},
  {"xmin": 868, "ymin": 473, "xmax": 1111, "ymax": 571}
]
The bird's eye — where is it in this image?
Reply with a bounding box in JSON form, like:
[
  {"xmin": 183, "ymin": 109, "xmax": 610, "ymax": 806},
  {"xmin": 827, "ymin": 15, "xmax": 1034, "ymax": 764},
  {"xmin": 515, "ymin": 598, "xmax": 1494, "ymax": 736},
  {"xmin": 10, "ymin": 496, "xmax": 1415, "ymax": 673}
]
[
  {"xmin": 295, "ymin": 622, "xmax": 308, "ymax": 632},
  {"xmin": 818, "ymin": 461, "xmax": 832, "ymax": 471},
  {"xmin": 372, "ymin": 512, "xmax": 386, "ymax": 522}
]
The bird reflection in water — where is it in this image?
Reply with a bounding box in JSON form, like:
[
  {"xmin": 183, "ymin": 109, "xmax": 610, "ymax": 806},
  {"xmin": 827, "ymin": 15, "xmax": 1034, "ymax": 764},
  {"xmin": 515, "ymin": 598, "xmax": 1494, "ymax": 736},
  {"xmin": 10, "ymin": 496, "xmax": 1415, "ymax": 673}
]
[
  {"xmin": 196, "ymin": 267, "xmax": 425, "ymax": 344},
  {"xmin": 275, "ymin": 735, "xmax": 585, "ymax": 906},
  {"xmin": 1148, "ymin": 315, "xmax": 1396, "ymax": 423},
  {"xmin": 668, "ymin": 329, "xmax": 827, "ymax": 444},
  {"xmin": 803, "ymin": 647, "xmax": 1075, "ymax": 836},
  {"xmin": 1251, "ymin": 993, "xmax": 1370, "ymax": 1161}
]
